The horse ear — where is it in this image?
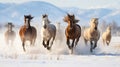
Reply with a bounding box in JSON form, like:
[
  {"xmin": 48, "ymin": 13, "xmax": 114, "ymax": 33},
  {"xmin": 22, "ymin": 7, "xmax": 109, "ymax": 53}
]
[
  {"xmin": 31, "ymin": 16, "xmax": 34, "ymax": 19},
  {"xmin": 72, "ymin": 14, "xmax": 75, "ymax": 17},
  {"xmin": 24, "ymin": 15, "xmax": 26, "ymax": 18},
  {"xmin": 42, "ymin": 14, "xmax": 44, "ymax": 17},
  {"xmin": 67, "ymin": 13, "xmax": 70, "ymax": 17},
  {"xmin": 24, "ymin": 15, "xmax": 26, "ymax": 17}
]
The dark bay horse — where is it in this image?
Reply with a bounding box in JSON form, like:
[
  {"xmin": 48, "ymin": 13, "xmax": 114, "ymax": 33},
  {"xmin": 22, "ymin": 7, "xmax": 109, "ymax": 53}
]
[
  {"xmin": 63, "ymin": 14, "xmax": 81, "ymax": 54},
  {"xmin": 5, "ymin": 23, "xmax": 16, "ymax": 45},
  {"xmin": 19, "ymin": 15, "xmax": 37, "ymax": 52}
]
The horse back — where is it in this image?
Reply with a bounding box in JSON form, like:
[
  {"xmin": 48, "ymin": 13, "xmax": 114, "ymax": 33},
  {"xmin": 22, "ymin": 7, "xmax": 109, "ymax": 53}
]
[
  {"xmin": 48, "ymin": 24, "xmax": 56, "ymax": 35},
  {"xmin": 49, "ymin": 24, "xmax": 56, "ymax": 31}
]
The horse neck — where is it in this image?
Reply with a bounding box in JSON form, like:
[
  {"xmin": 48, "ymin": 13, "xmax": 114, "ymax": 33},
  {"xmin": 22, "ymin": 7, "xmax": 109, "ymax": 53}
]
[
  {"xmin": 43, "ymin": 19, "xmax": 50, "ymax": 27},
  {"xmin": 106, "ymin": 29, "xmax": 111, "ymax": 34},
  {"xmin": 67, "ymin": 23, "xmax": 75, "ymax": 31},
  {"xmin": 90, "ymin": 26, "xmax": 97, "ymax": 33},
  {"xmin": 8, "ymin": 27, "xmax": 13, "ymax": 32},
  {"xmin": 25, "ymin": 20, "xmax": 31, "ymax": 28}
]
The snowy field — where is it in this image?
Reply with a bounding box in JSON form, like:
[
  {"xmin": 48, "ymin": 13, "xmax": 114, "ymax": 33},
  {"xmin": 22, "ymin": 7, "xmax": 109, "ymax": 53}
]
[{"xmin": 0, "ymin": 28, "xmax": 120, "ymax": 67}]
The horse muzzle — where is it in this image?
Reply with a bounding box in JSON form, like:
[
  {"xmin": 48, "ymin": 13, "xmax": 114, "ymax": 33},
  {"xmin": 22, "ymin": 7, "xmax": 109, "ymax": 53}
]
[{"xmin": 95, "ymin": 27, "xmax": 97, "ymax": 30}]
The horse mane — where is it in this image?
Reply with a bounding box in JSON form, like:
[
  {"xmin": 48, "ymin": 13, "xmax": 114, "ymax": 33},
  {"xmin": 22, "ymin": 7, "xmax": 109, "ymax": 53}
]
[
  {"xmin": 42, "ymin": 14, "xmax": 51, "ymax": 23},
  {"xmin": 63, "ymin": 13, "xmax": 79, "ymax": 24}
]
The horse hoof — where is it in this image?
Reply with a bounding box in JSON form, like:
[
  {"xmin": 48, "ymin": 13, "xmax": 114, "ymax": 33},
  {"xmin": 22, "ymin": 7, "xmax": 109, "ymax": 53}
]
[
  {"xmin": 23, "ymin": 49, "xmax": 26, "ymax": 52},
  {"xmin": 47, "ymin": 47, "xmax": 51, "ymax": 50},
  {"xmin": 90, "ymin": 49, "xmax": 93, "ymax": 53},
  {"xmin": 68, "ymin": 46, "xmax": 72, "ymax": 49},
  {"xmin": 43, "ymin": 45, "xmax": 47, "ymax": 48}
]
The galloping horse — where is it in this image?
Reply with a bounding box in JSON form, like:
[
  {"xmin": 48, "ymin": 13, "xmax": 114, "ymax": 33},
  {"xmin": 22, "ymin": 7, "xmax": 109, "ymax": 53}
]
[
  {"xmin": 5, "ymin": 23, "xmax": 16, "ymax": 45},
  {"xmin": 102, "ymin": 26, "xmax": 111, "ymax": 46},
  {"xmin": 63, "ymin": 14, "xmax": 81, "ymax": 54},
  {"xmin": 41, "ymin": 14, "xmax": 56, "ymax": 50},
  {"xmin": 83, "ymin": 18, "xmax": 100, "ymax": 52},
  {"xmin": 19, "ymin": 15, "xmax": 37, "ymax": 52}
]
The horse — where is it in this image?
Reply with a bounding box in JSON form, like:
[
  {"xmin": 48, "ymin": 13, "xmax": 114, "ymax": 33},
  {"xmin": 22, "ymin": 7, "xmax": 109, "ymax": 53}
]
[
  {"xmin": 102, "ymin": 26, "xmax": 111, "ymax": 46},
  {"xmin": 41, "ymin": 14, "xmax": 56, "ymax": 50},
  {"xmin": 19, "ymin": 15, "xmax": 37, "ymax": 52},
  {"xmin": 4, "ymin": 23, "xmax": 16, "ymax": 45},
  {"xmin": 63, "ymin": 13, "xmax": 81, "ymax": 54},
  {"xmin": 83, "ymin": 18, "xmax": 100, "ymax": 52}
]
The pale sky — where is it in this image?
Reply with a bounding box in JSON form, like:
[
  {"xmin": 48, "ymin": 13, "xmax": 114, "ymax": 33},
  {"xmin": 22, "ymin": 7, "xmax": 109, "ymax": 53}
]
[{"xmin": 0, "ymin": 0, "xmax": 120, "ymax": 9}]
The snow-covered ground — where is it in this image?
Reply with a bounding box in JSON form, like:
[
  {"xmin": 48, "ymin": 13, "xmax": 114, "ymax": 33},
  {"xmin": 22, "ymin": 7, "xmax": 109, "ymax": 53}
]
[{"xmin": 0, "ymin": 28, "xmax": 120, "ymax": 67}]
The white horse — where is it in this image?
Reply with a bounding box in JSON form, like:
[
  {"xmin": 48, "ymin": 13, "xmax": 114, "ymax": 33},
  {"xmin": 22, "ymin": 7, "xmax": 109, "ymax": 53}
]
[
  {"xmin": 102, "ymin": 26, "xmax": 111, "ymax": 46},
  {"xmin": 41, "ymin": 14, "xmax": 56, "ymax": 50},
  {"xmin": 83, "ymin": 18, "xmax": 100, "ymax": 52}
]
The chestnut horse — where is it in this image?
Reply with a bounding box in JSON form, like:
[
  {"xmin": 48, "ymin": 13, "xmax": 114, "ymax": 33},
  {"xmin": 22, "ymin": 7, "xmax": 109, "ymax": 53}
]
[
  {"xmin": 63, "ymin": 14, "xmax": 81, "ymax": 54},
  {"xmin": 19, "ymin": 15, "xmax": 37, "ymax": 52},
  {"xmin": 41, "ymin": 14, "xmax": 56, "ymax": 50},
  {"xmin": 5, "ymin": 23, "xmax": 16, "ymax": 45}
]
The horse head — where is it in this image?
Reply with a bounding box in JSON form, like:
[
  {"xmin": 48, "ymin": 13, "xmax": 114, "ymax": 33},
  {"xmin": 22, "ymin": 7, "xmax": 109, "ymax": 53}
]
[
  {"xmin": 42, "ymin": 14, "xmax": 50, "ymax": 29},
  {"xmin": 5, "ymin": 22, "xmax": 14, "ymax": 32},
  {"xmin": 24, "ymin": 15, "xmax": 34, "ymax": 28},
  {"xmin": 64, "ymin": 13, "xmax": 79, "ymax": 29},
  {"xmin": 90, "ymin": 18, "xmax": 99, "ymax": 30},
  {"xmin": 107, "ymin": 25, "xmax": 111, "ymax": 32}
]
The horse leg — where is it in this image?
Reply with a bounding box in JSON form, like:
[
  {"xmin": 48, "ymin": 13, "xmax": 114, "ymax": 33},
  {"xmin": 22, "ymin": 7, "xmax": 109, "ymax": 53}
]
[
  {"xmin": 67, "ymin": 38, "xmax": 70, "ymax": 49},
  {"xmin": 6, "ymin": 40, "xmax": 9, "ymax": 45},
  {"xmin": 75, "ymin": 36, "xmax": 80, "ymax": 47},
  {"xmin": 11, "ymin": 40, "xmax": 13, "ymax": 46},
  {"xmin": 47, "ymin": 40, "xmax": 50, "ymax": 50},
  {"xmin": 103, "ymin": 39, "xmax": 105, "ymax": 45},
  {"xmin": 33, "ymin": 39, "xmax": 36, "ymax": 46},
  {"xmin": 71, "ymin": 39, "xmax": 75, "ymax": 48},
  {"xmin": 49, "ymin": 36, "xmax": 55, "ymax": 50},
  {"xmin": 31, "ymin": 39, "xmax": 36, "ymax": 46},
  {"xmin": 22, "ymin": 40, "xmax": 26, "ymax": 52},
  {"xmin": 30, "ymin": 40, "xmax": 33, "ymax": 46},
  {"xmin": 93, "ymin": 41, "xmax": 97, "ymax": 49},
  {"xmin": 71, "ymin": 39, "xmax": 75, "ymax": 54},
  {"xmin": 90, "ymin": 41, "xmax": 93, "ymax": 52},
  {"xmin": 84, "ymin": 38, "xmax": 88, "ymax": 46},
  {"xmin": 106, "ymin": 41, "xmax": 109, "ymax": 46},
  {"xmin": 42, "ymin": 40, "xmax": 47, "ymax": 48}
]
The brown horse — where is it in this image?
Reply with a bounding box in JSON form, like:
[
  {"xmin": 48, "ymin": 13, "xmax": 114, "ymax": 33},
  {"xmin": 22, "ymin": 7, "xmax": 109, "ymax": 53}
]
[
  {"xmin": 5, "ymin": 23, "xmax": 16, "ymax": 45},
  {"xmin": 63, "ymin": 14, "xmax": 81, "ymax": 54},
  {"xmin": 19, "ymin": 15, "xmax": 37, "ymax": 52}
]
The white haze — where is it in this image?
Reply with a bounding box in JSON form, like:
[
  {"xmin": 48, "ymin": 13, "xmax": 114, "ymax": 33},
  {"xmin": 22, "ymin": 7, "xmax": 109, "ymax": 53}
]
[{"xmin": 0, "ymin": 23, "xmax": 120, "ymax": 67}]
